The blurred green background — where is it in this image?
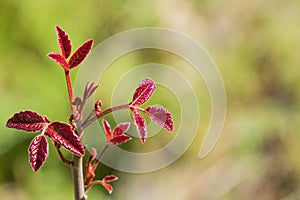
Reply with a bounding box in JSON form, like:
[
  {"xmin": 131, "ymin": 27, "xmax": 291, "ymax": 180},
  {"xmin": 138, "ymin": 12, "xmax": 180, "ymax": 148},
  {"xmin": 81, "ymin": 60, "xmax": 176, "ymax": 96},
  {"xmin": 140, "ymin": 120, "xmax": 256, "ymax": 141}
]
[{"xmin": 1, "ymin": 0, "xmax": 300, "ymax": 199}]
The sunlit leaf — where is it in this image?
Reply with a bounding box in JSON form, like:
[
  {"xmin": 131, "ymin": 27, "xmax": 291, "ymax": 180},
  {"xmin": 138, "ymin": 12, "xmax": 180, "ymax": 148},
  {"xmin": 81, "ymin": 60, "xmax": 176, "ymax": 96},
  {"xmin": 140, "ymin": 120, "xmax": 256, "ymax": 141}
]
[
  {"xmin": 130, "ymin": 78, "xmax": 156, "ymax": 106},
  {"xmin": 110, "ymin": 135, "xmax": 131, "ymax": 145},
  {"xmin": 56, "ymin": 26, "xmax": 72, "ymax": 59},
  {"xmin": 28, "ymin": 135, "xmax": 48, "ymax": 172},
  {"xmin": 47, "ymin": 52, "xmax": 69, "ymax": 70},
  {"xmin": 102, "ymin": 119, "xmax": 112, "ymax": 141},
  {"xmin": 68, "ymin": 40, "xmax": 93, "ymax": 69},
  {"xmin": 102, "ymin": 182, "xmax": 113, "ymax": 194},
  {"xmin": 102, "ymin": 120, "xmax": 131, "ymax": 145},
  {"xmin": 103, "ymin": 175, "xmax": 118, "ymax": 182},
  {"xmin": 145, "ymin": 106, "xmax": 173, "ymax": 132},
  {"xmin": 45, "ymin": 122, "xmax": 84, "ymax": 156},
  {"xmin": 6, "ymin": 111, "xmax": 49, "ymax": 132},
  {"xmin": 113, "ymin": 122, "xmax": 130, "ymax": 136},
  {"xmin": 100, "ymin": 175, "xmax": 118, "ymax": 194},
  {"xmin": 131, "ymin": 109, "xmax": 147, "ymax": 143}
]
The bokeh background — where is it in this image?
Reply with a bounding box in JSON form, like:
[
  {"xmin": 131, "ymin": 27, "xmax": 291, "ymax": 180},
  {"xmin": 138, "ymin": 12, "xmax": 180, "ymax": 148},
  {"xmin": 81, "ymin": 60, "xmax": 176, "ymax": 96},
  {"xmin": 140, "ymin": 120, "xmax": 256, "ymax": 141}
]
[{"xmin": 1, "ymin": 0, "xmax": 300, "ymax": 199}]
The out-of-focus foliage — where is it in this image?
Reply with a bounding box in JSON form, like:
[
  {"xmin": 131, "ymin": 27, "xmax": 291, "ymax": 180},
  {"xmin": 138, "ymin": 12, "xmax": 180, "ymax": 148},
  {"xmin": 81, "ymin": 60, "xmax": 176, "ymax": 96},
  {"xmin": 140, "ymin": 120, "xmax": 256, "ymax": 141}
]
[{"xmin": 0, "ymin": 0, "xmax": 299, "ymax": 199}]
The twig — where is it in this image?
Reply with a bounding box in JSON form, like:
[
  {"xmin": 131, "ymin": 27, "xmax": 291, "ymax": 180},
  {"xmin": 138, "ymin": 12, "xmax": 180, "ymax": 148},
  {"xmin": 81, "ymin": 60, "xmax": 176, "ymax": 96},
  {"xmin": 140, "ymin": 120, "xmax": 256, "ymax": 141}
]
[{"xmin": 54, "ymin": 143, "xmax": 74, "ymax": 167}]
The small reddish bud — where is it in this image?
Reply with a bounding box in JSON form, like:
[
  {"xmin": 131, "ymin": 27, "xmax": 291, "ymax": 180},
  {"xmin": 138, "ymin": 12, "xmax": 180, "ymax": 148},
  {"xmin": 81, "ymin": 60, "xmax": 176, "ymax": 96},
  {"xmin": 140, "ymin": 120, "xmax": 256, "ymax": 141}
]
[
  {"xmin": 73, "ymin": 96, "xmax": 82, "ymax": 107},
  {"xmin": 69, "ymin": 114, "xmax": 77, "ymax": 130},
  {"xmin": 90, "ymin": 148, "xmax": 97, "ymax": 159},
  {"xmin": 94, "ymin": 100, "xmax": 102, "ymax": 117}
]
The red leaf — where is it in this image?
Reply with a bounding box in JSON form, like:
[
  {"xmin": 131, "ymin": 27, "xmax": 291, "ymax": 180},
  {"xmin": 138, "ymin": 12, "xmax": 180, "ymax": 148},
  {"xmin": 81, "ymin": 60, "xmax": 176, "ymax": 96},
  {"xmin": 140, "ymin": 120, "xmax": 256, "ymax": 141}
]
[
  {"xmin": 90, "ymin": 148, "xmax": 97, "ymax": 159},
  {"xmin": 48, "ymin": 52, "xmax": 69, "ymax": 70},
  {"xmin": 110, "ymin": 135, "xmax": 132, "ymax": 145},
  {"xmin": 145, "ymin": 106, "xmax": 173, "ymax": 132},
  {"xmin": 102, "ymin": 182, "xmax": 113, "ymax": 194},
  {"xmin": 131, "ymin": 109, "xmax": 147, "ymax": 143},
  {"xmin": 28, "ymin": 135, "xmax": 48, "ymax": 172},
  {"xmin": 56, "ymin": 26, "xmax": 72, "ymax": 59},
  {"xmin": 85, "ymin": 148, "xmax": 97, "ymax": 184},
  {"xmin": 45, "ymin": 122, "xmax": 84, "ymax": 156},
  {"xmin": 6, "ymin": 111, "xmax": 49, "ymax": 132},
  {"xmin": 103, "ymin": 175, "xmax": 118, "ymax": 182},
  {"xmin": 102, "ymin": 120, "xmax": 131, "ymax": 145},
  {"xmin": 130, "ymin": 78, "xmax": 156, "ymax": 106},
  {"xmin": 113, "ymin": 122, "xmax": 130, "ymax": 136},
  {"xmin": 68, "ymin": 40, "xmax": 93, "ymax": 69},
  {"xmin": 102, "ymin": 119, "xmax": 112, "ymax": 141}
]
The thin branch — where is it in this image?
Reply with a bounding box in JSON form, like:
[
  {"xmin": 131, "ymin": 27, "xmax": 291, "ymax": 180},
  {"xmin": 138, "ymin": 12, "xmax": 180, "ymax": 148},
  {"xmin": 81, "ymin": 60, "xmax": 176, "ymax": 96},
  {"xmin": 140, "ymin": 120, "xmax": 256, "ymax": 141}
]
[
  {"xmin": 85, "ymin": 180, "xmax": 103, "ymax": 191},
  {"xmin": 92, "ymin": 144, "xmax": 109, "ymax": 171},
  {"xmin": 81, "ymin": 104, "xmax": 129, "ymax": 130},
  {"xmin": 54, "ymin": 143, "xmax": 74, "ymax": 167},
  {"xmin": 84, "ymin": 144, "xmax": 109, "ymax": 192}
]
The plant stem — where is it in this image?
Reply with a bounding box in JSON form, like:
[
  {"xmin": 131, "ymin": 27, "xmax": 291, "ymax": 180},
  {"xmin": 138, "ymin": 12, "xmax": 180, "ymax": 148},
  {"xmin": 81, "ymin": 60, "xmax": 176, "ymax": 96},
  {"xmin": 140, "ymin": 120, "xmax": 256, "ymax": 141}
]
[
  {"xmin": 64, "ymin": 70, "xmax": 87, "ymax": 200},
  {"xmin": 84, "ymin": 144, "xmax": 109, "ymax": 192},
  {"xmin": 72, "ymin": 155, "xmax": 87, "ymax": 200},
  {"xmin": 98, "ymin": 104, "xmax": 129, "ymax": 118},
  {"xmin": 72, "ymin": 120, "xmax": 86, "ymax": 199},
  {"xmin": 92, "ymin": 144, "xmax": 109, "ymax": 171},
  {"xmin": 81, "ymin": 104, "xmax": 129, "ymax": 130},
  {"xmin": 65, "ymin": 70, "xmax": 75, "ymax": 113},
  {"xmin": 55, "ymin": 143, "xmax": 74, "ymax": 167}
]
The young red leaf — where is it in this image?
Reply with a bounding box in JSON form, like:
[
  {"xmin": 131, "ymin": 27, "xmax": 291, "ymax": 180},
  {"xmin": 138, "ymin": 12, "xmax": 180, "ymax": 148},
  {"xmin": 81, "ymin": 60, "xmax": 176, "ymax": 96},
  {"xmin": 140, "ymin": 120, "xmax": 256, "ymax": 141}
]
[
  {"xmin": 45, "ymin": 122, "xmax": 84, "ymax": 156},
  {"xmin": 130, "ymin": 78, "xmax": 156, "ymax": 106},
  {"xmin": 68, "ymin": 40, "xmax": 93, "ymax": 69},
  {"xmin": 87, "ymin": 148, "xmax": 97, "ymax": 169},
  {"xmin": 100, "ymin": 175, "xmax": 118, "ymax": 194},
  {"xmin": 145, "ymin": 106, "xmax": 173, "ymax": 132},
  {"xmin": 103, "ymin": 175, "xmax": 118, "ymax": 183},
  {"xmin": 85, "ymin": 148, "xmax": 97, "ymax": 186},
  {"xmin": 102, "ymin": 120, "xmax": 131, "ymax": 145},
  {"xmin": 131, "ymin": 109, "xmax": 147, "ymax": 143},
  {"xmin": 28, "ymin": 135, "xmax": 49, "ymax": 172},
  {"xmin": 102, "ymin": 119, "xmax": 112, "ymax": 141},
  {"xmin": 6, "ymin": 111, "xmax": 49, "ymax": 132},
  {"xmin": 90, "ymin": 148, "xmax": 97, "ymax": 159},
  {"xmin": 113, "ymin": 122, "xmax": 130, "ymax": 136},
  {"xmin": 48, "ymin": 52, "xmax": 69, "ymax": 70},
  {"xmin": 56, "ymin": 26, "xmax": 72, "ymax": 59},
  {"xmin": 110, "ymin": 135, "xmax": 132, "ymax": 145},
  {"xmin": 102, "ymin": 182, "xmax": 113, "ymax": 194}
]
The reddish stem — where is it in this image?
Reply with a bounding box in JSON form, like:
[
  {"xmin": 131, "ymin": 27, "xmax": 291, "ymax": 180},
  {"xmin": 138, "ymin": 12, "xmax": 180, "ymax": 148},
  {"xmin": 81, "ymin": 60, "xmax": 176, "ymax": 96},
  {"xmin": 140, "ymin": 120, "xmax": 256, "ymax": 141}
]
[
  {"xmin": 64, "ymin": 70, "xmax": 86, "ymax": 200},
  {"xmin": 55, "ymin": 143, "xmax": 74, "ymax": 167},
  {"xmin": 92, "ymin": 144, "xmax": 109, "ymax": 171},
  {"xmin": 98, "ymin": 104, "xmax": 130, "ymax": 118},
  {"xmin": 85, "ymin": 180, "xmax": 103, "ymax": 192},
  {"xmin": 65, "ymin": 70, "xmax": 75, "ymax": 113},
  {"xmin": 81, "ymin": 104, "xmax": 129, "ymax": 130},
  {"xmin": 84, "ymin": 144, "xmax": 109, "ymax": 191}
]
